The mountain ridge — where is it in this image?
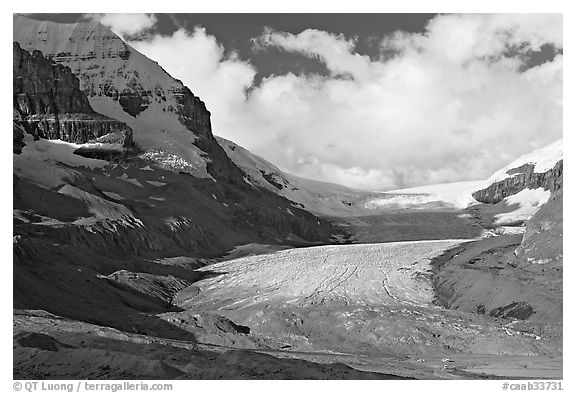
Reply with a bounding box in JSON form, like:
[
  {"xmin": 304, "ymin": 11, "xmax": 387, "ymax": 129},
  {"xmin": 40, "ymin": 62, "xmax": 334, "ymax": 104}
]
[{"xmin": 14, "ymin": 15, "xmax": 243, "ymax": 183}]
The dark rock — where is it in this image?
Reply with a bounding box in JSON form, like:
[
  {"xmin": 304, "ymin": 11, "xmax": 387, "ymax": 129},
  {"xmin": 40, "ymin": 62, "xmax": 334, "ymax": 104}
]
[
  {"xmin": 260, "ymin": 170, "xmax": 285, "ymax": 190},
  {"xmin": 118, "ymin": 90, "xmax": 150, "ymax": 117},
  {"xmin": 13, "ymin": 21, "xmax": 340, "ymax": 253},
  {"xmin": 174, "ymin": 86, "xmax": 212, "ymax": 138},
  {"xmin": 13, "ymin": 42, "xmax": 133, "ymax": 148},
  {"xmin": 489, "ymin": 302, "xmax": 535, "ymax": 320},
  {"xmin": 13, "ymin": 123, "xmax": 25, "ymax": 154},
  {"xmin": 19, "ymin": 113, "xmax": 133, "ymax": 145},
  {"xmin": 473, "ymin": 161, "xmax": 563, "ymax": 204},
  {"xmin": 13, "ymin": 43, "xmax": 94, "ymax": 116}
]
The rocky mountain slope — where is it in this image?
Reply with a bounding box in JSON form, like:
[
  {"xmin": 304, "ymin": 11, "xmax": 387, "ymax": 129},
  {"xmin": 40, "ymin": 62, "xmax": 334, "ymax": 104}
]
[
  {"xmin": 361, "ymin": 140, "xmax": 562, "ymax": 228},
  {"xmin": 14, "ymin": 15, "xmax": 242, "ymax": 181},
  {"xmin": 13, "ymin": 17, "xmax": 348, "ymax": 379},
  {"xmin": 216, "ymin": 136, "xmax": 381, "ymax": 216},
  {"xmin": 12, "ymin": 15, "xmax": 562, "ymax": 380},
  {"xmin": 431, "ymin": 143, "xmax": 563, "ymax": 344},
  {"xmin": 13, "ymin": 16, "xmax": 338, "ymax": 252},
  {"xmin": 515, "ymin": 188, "xmax": 562, "ymax": 266},
  {"xmin": 473, "ymin": 140, "xmax": 563, "ymax": 204}
]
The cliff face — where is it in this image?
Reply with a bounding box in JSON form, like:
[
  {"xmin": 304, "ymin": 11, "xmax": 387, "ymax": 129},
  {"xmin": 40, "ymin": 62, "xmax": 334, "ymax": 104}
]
[
  {"xmin": 13, "ymin": 42, "xmax": 133, "ymax": 148},
  {"xmin": 13, "ymin": 42, "xmax": 93, "ymax": 115},
  {"xmin": 473, "ymin": 160, "xmax": 563, "ymax": 204},
  {"xmin": 13, "ymin": 16, "xmax": 242, "ymax": 183},
  {"xmin": 13, "ymin": 18, "xmax": 340, "ymax": 253}
]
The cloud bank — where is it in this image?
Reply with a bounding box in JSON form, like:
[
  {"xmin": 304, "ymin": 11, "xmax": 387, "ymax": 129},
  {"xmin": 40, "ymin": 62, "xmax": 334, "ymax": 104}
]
[
  {"xmin": 87, "ymin": 13, "xmax": 157, "ymax": 38},
  {"xmin": 118, "ymin": 14, "xmax": 562, "ymax": 190}
]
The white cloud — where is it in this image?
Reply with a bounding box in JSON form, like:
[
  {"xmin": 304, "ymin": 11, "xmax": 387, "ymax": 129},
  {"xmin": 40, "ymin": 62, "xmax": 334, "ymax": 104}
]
[
  {"xmin": 87, "ymin": 13, "xmax": 157, "ymax": 38},
  {"xmin": 254, "ymin": 28, "xmax": 373, "ymax": 80},
  {"xmin": 130, "ymin": 28, "xmax": 256, "ymax": 124},
  {"xmin": 128, "ymin": 14, "xmax": 562, "ymax": 190}
]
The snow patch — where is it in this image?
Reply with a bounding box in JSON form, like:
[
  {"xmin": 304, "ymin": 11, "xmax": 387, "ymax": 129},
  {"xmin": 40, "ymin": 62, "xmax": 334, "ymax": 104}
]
[
  {"xmin": 139, "ymin": 149, "xmax": 208, "ymax": 175},
  {"xmin": 18, "ymin": 138, "xmax": 109, "ymax": 169},
  {"xmin": 101, "ymin": 191, "xmax": 124, "ymax": 200},
  {"xmin": 495, "ymin": 188, "xmax": 551, "ymax": 225},
  {"xmin": 14, "ymin": 135, "xmax": 108, "ymax": 189},
  {"xmin": 146, "ymin": 180, "xmax": 166, "ymax": 187},
  {"xmin": 488, "ymin": 140, "xmax": 562, "ymax": 184},
  {"xmin": 117, "ymin": 173, "xmax": 143, "ymax": 188}
]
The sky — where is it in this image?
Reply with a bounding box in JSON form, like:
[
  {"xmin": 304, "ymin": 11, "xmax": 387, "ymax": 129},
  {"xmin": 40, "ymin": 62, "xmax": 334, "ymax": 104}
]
[{"xmin": 26, "ymin": 13, "xmax": 563, "ymax": 190}]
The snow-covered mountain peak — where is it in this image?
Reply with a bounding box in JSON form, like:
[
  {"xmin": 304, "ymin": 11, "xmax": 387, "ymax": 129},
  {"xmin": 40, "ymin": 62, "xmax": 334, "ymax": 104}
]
[
  {"xmin": 14, "ymin": 15, "xmax": 216, "ymax": 178},
  {"xmin": 488, "ymin": 139, "xmax": 563, "ymax": 184},
  {"xmin": 14, "ymin": 16, "xmax": 179, "ymax": 102}
]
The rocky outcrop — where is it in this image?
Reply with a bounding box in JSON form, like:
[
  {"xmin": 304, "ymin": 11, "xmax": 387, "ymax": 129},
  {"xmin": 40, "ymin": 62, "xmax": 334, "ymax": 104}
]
[
  {"xmin": 19, "ymin": 113, "xmax": 133, "ymax": 146},
  {"xmin": 12, "ymin": 17, "xmax": 340, "ymax": 253},
  {"xmin": 13, "ymin": 42, "xmax": 133, "ymax": 148},
  {"xmin": 13, "ymin": 122, "xmax": 26, "ymax": 154},
  {"xmin": 473, "ymin": 160, "xmax": 563, "ymax": 204},
  {"xmin": 173, "ymin": 85, "xmax": 213, "ymax": 139},
  {"xmin": 432, "ymin": 165, "xmax": 563, "ymax": 337},
  {"xmin": 515, "ymin": 188, "xmax": 563, "ymax": 267},
  {"xmin": 13, "ymin": 18, "xmax": 253, "ymax": 184},
  {"xmin": 13, "ymin": 42, "xmax": 93, "ymax": 115}
]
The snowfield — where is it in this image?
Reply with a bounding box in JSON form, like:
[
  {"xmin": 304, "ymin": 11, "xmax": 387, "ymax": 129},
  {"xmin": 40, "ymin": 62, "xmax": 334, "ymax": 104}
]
[
  {"xmin": 364, "ymin": 181, "xmax": 487, "ymax": 210},
  {"xmin": 488, "ymin": 139, "xmax": 563, "ymax": 184},
  {"xmin": 13, "ymin": 135, "xmax": 108, "ymax": 189},
  {"xmin": 14, "ymin": 16, "xmax": 213, "ymax": 178},
  {"xmin": 182, "ymin": 240, "xmax": 466, "ymax": 310},
  {"xmin": 216, "ymin": 136, "xmax": 380, "ymax": 216},
  {"xmin": 91, "ymin": 98, "xmax": 212, "ymax": 178}
]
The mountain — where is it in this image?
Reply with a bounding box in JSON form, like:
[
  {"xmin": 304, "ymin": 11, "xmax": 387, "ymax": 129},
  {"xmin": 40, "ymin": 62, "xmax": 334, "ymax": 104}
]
[
  {"xmin": 217, "ymin": 134, "xmax": 563, "ymax": 243},
  {"xmin": 358, "ymin": 140, "xmax": 562, "ymax": 226},
  {"xmin": 12, "ymin": 15, "xmax": 563, "ymax": 380},
  {"xmin": 13, "ymin": 42, "xmax": 133, "ymax": 159},
  {"xmin": 515, "ymin": 188, "xmax": 562, "ymax": 266},
  {"xmin": 13, "ymin": 16, "xmax": 337, "ymax": 248},
  {"xmin": 14, "ymin": 15, "xmax": 241, "ymax": 182},
  {"xmin": 431, "ymin": 142, "xmax": 563, "ymax": 337},
  {"xmin": 12, "ymin": 17, "xmax": 343, "ymax": 348},
  {"xmin": 216, "ymin": 136, "xmax": 381, "ymax": 216},
  {"xmin": 473, "ymin": 140, "xmax": 563, "ymax": 204},
  {"xmin": 469, "ymin": 139, "xmax": 562, "ymax": 226}
]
